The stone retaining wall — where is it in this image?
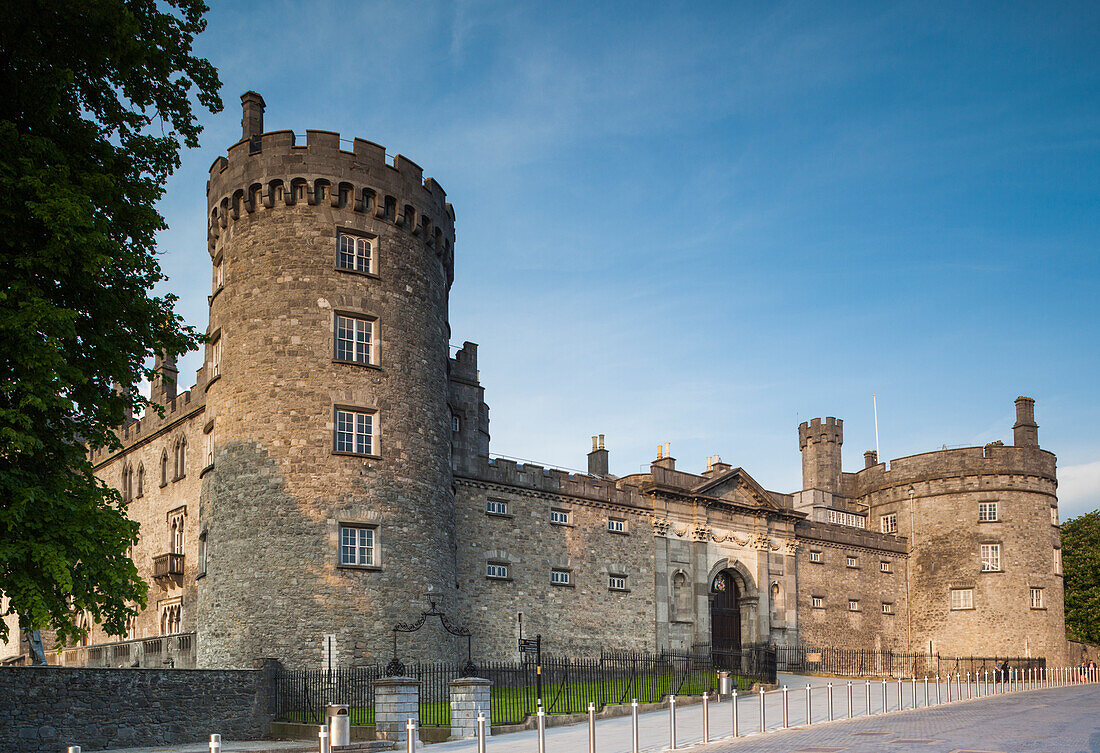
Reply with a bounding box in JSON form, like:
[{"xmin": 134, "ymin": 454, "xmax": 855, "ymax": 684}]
[{"xmin": 0, "ymin": 660, "xmax": 277, "ymax": 753}]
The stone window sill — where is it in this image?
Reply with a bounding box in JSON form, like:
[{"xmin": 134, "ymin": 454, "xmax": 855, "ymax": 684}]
[
  {"xmin": 950, "ymin": 607, "xmax": 975, "ymax": 611},
  {"xmin": 332, "ymin": 451, "xmax": 382, "ymax": 460},
  {"xmin": 486, "ymin": 511, "xmax": 514, "ymax": 519},
  {"xmin": 550, "ymin": 581, "xmax": 575, "ymax": 588},
  {"xmin": 609, "ymin": 587, "xmax": 631, "ymax": 593},
  {"xmin": 335, "ymin": 266, "xmax": 381, "ymax": 280},
  {"xmin": 977, "ymin": 519, "xmax": 1001, "ymax": 524},
  {"xmin": 333, "ymin": 359, "xmax": 383, "ymax": 371},
  {"xmin": 338, "ymin": 563, "xmax": 382, "ymax": 572},
  {"xmin": 550, "ymin": 521, "xmax": 574, "ymax": 527},
  {"xmin": 980, "ymin": 569, "xmax": 1004, "ymax": 575},
  {"xmin": 486, "ymin": 575, "xmax": 512, "ymax": 582},
  {"xmin": 1030, "ymin": 607, "xmax": 1047, "ymax": 611},
  {"xmin": 607, "ymin": 529, "xmax": 629, "ymax": 536}
]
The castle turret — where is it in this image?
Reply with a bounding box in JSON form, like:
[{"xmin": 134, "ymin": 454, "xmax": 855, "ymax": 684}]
[
  {"xmin": 1013, "ymin": 395, "xmax": 1039, "ymax": 448},
  {"xmin": 798, "ymin": 417, "xmax": 843, "ymax": 492},
  {"xmin": 198, "ymin": 93, "xmax": 458, "ymax": 668}
]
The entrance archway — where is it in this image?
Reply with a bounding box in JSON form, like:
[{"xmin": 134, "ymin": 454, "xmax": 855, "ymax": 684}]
[{"xmin": 710, "ymin": 570, "xmax": 741, "ymax": 652}]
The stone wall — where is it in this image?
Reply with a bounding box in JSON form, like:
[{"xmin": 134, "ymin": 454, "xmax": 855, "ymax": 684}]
[
  {"xmin": 0, "ymin": 661, "xmax": 276, "ymax": 753},
  {"xmin": 454, "ymin": 477, "xmax": 657, "ymax": 658},
  {"xmin": 795, "ymin": 521, "xmax": 908, "ymax": 649}
]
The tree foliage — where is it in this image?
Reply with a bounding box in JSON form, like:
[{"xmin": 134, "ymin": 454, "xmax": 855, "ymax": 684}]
[
  {"xmin": 1062, "ymin": 509, "xmax": 1100, "ymax": 644},
  {"xmin": 0, "ymin": 1, "xmax": 221, "ymax": 645}
]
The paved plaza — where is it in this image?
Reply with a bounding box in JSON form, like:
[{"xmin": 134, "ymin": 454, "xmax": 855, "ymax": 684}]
[{"xmin": 101, "ymin": 675, "xmax": 1099, "ymax": 753}]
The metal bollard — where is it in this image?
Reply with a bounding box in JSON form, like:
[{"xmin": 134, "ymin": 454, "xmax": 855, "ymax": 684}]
[
  {"xmin": 864, "ymin": 680, "xmax": 871, "ymax": 717},
  {"xmin": 897, "ymin": 678, "xmax": 903, "ymax": 709},
  {"xmin": 588, "ymin": 701, "xmax": 596, "ymax": 753},
  {"xmin": 631, "ymin": 699, "xmax": 640, "ymax": 753},
  {"xmin": 731, "ymin": 690, "xmax": 739, "ymax": 738},
  {"xmin": 966, "ymin": 672, "xmax": 972, "ymax": 699},
  {"xmin": 956, "ymin": 672, "xmax": 962, "ymax": 700},
  {"xmin": 881, "ymin": 679, "xmax": 887, "ymax": 713},
  {"xmin": 847, "ymin": 681, "xmax": 853, "ymax": 719},
  {"xmin": 537, "ymin": 705, "xmax": 546, "ymax": 753},
  {"xmin": 476, "ymin": 710, "xmax": 487, "ymax": 753},
  {"xmin": 828, "ymin": 682, "xmax": 834, "ymax": 722},
  {"xmin": 984, "ymin": 670, "xmax": 988, "ymax": 696},
  {"xmin": 210, "ymin": 734, "xmax": 222, "ymax": 753},
  {"xmin": 669, "ymin": 694, "xmax": 677, "ymax": 750},
  {"xmin": 923, "ymin": 676, "xmax": 928, "ymax": 707},
  {"xmin": 782, "ymin": 686, "xmax": 789, "ymax": 729},
  {"xmin": 806, "ymin": 684, "xmax": 812, "ymax": 726},
  {"xmin": 67, "ymin": 748, "xmax": 81, "ymax": 753},
  {"xmin": 702, "ymin": 693, "xmax": 709, "ymax": 744},
  {"xmin": 406, "ymin": 718, "xmax": 416, "ymax": 753},
  {"xmin": 319, "ymin": 725, "xmax": 329, "ymax": 753},
  {"xmin": 760, "ymin": 688, "xmax": 766, "ymax": 734}
]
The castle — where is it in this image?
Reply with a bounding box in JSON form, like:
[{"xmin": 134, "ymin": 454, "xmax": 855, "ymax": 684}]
[{"xmin": 0, "ymin": 94, "xmax": 1068, "ymax": 668}]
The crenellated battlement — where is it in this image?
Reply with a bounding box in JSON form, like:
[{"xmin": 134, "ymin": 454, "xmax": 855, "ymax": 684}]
[
  {"xmin": 798, "ymin": 416, "xmax": 843, "ymax": 448},
  {"xmin": 849, "ymin": 442, "xmax": 1057, "ymax": 497},
  {"xmin": 207, "ymin": 128, "xmax": 455, "ymax": 284},
  {"xmin": 89, "ymin": 379, "xmax": 207, "ymax": 468},
  {"xmin": 465, "ymin": 456, "xmax": 652, "ymax": 511}
]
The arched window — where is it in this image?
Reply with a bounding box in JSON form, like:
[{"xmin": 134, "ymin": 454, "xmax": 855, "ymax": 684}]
[
  {"xmin": 174, "ymin": 437, "xmax": 187, "ymax": 479},
  {"xmin": 160, "ymin": 450, "xmax": 169, "ymax": 487},
  {"xmin": 121, "ymin": 465, "xmax": 132, "ymax": 502},
  {"xmin": 136, "ymin": 464, "xmax": 144, "ymax": 498},
  {"xmin": 170, "ymin": 513, "xmax": 185, "ymax": 555},
  {"xmin": 78, "ymin": 613, "xmax": 91, "ymax": 646}
]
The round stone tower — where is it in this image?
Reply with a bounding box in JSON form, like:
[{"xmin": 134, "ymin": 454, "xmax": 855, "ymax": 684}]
[{"xmin": 196, "ymin": 93, "xmax": 458, "ymax": 668}]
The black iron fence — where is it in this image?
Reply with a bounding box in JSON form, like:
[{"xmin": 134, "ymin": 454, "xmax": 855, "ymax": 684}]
[
  {"xmin": 275, "ymin": 644, "xmax": 777, "ymax": 728},
  {"xmin": 774, "ymin": 644, "xmax": 1045, "ymax": 679}
]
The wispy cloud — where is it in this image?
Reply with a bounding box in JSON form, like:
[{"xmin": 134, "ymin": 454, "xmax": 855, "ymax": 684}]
[{"xmin": 1058, "ymin": 460, "xmax": 1100, "ymax": 519}]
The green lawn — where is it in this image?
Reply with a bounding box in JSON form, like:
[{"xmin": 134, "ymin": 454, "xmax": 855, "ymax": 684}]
[{"xmin": 287, "ymin": 671, "xmax": 757, "ymax": 727}]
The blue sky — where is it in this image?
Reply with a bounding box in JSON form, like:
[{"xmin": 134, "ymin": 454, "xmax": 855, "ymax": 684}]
[{"xmin": 154, "ymin": 1, "xmax": 1100, "ymax": 517}]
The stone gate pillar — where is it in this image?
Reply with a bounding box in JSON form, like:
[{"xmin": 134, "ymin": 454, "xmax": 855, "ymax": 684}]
[
  {"xmin": 448, "ymin": 677, "xmax": 491, "ymax": 740},
  {"xmin": 374, "ymin": 676, "xmax": 419, "ymax": 743}
]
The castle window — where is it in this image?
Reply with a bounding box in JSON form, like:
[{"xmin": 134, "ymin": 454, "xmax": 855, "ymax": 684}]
[
  {"xmin": 198, "ymin": 531, "xmax": 208, "ymax": 577},
  {"xmin": 1050, "ymin": 507, "xmax": 1058, "ymax": 526},
  {"xmin": 174, "ymin": 436, "xmax": 187, "ymax": 480},
  {"xmin": 452, "ymin": 413, "xmax": 460, "ymax": 433},
  {"xmin": 811, "ymin": 596, "xmax": 824, "ymax": 608},
  {"xmin": 121, "ymin": 465, "xmax": 132, "ymax": 502},
  {"xmin": 978, "ymin": 502, "xmax": 998, "ymax": 522},
  {"xmin": 160, "ymin": 450, "xmax": 169, "ymax": 487},
  {"xmin": 608, "ymin": 574, "xmax": 628, "ymax": 591},
  {"xmin": 950, "ymin": 588, "xmax": 974, "ymax": 610},
  {"xmin": 159, "ymin": 600, "xmax": 181, "ymax": 635},
  {"xmin": 980, "ymin": 543, "xmax": 1001, "ymax": 572},
  {"xmin": 486, "ymin": 563, "xmax": 508, "ymax": 580},
  {"xmin": 845, "ymin": 555, "xmax": 858, "ymax": 568},
  {"xmin": 486, "ymin": 499, "xmax": 509, "ymax": 516},
  {"xmin": 881, "ymin": 602, "xmax": 894, "ymax": 614},
  {"xmin": 828, "ymin": 509, "xmax": 866, "ymax": 529},
  {"xmin": 1054, "ymin": 548, "xmax": 1062, "ymax": 575},
  {"xmin": 334, "ymin": 408, "xmax": 375, "ymax": 456},
  {"xmin": 880, "ymin": 513, "xmax": 897, "ymax": 534},
  {"xmin": 809, "ymin": 550, "xmax": 822, "ymax": 563},
  {"xmin": 337, "ymin": 232, "xmax": 374, "ymax": 274},
  {"xmin": 126, "ymin": 615, "xmax": 137, "ymax": 641},
  {"xmin": 334, "ymin": 314, "xmax": 375, "ymax": 365},
  {"xmin": 203, "ymin": 429, "xmax": 214, "ymax": 471},
  {"xmin": 169, "ymin": 510, "xmax": 185, "ymax": 555},
  {"xmin": 550, "ymin": 569, "xmax": 571, "ymax": 586},
  {"xmin": 550, "ymin": 508, "xmax": 572, "ymax": 525},
  {"xmin": 607, "ymin": 517, "xmax": 627, "ymax": 534},
  {"xmin": 213, "ymin": 258, "xmax": 223, "ymax": 293},
  {"xmin": 880, "ymin": 561, "xmax": 891, "ymax": 573},
  {"xmin": 210, "ymin": 336, "xmax": 222, "ymax": 379},
  {"xmin": 338, "ymin": 524, "xmax": 377, "ymax": 567},
  {"xmin": 1029, "ymin": 587, "xmax": 1044, "ymax": 609},
  {"xmin": 848, "ymin": 599, "xmax": 860, "ymax": 612}
]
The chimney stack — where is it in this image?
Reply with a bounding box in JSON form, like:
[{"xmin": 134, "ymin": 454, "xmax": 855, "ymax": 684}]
[
  {"xmin": 587, "ymin": 434, "xmax": 608, "ymax": 476},
  {"xmin": 864, "ymin": 449, "xmax": 879, "ymax": 469},
  {"xmin": 153, "ymin": 351, "xmax": 178, "ymax": 403},
  {"xmin": 241, "ymin": 91, "xmax": 266, "ymax": 142},
  {"xmin": 1013, "ymin": 396, "xmax": 1039, "ymax": 448}
]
